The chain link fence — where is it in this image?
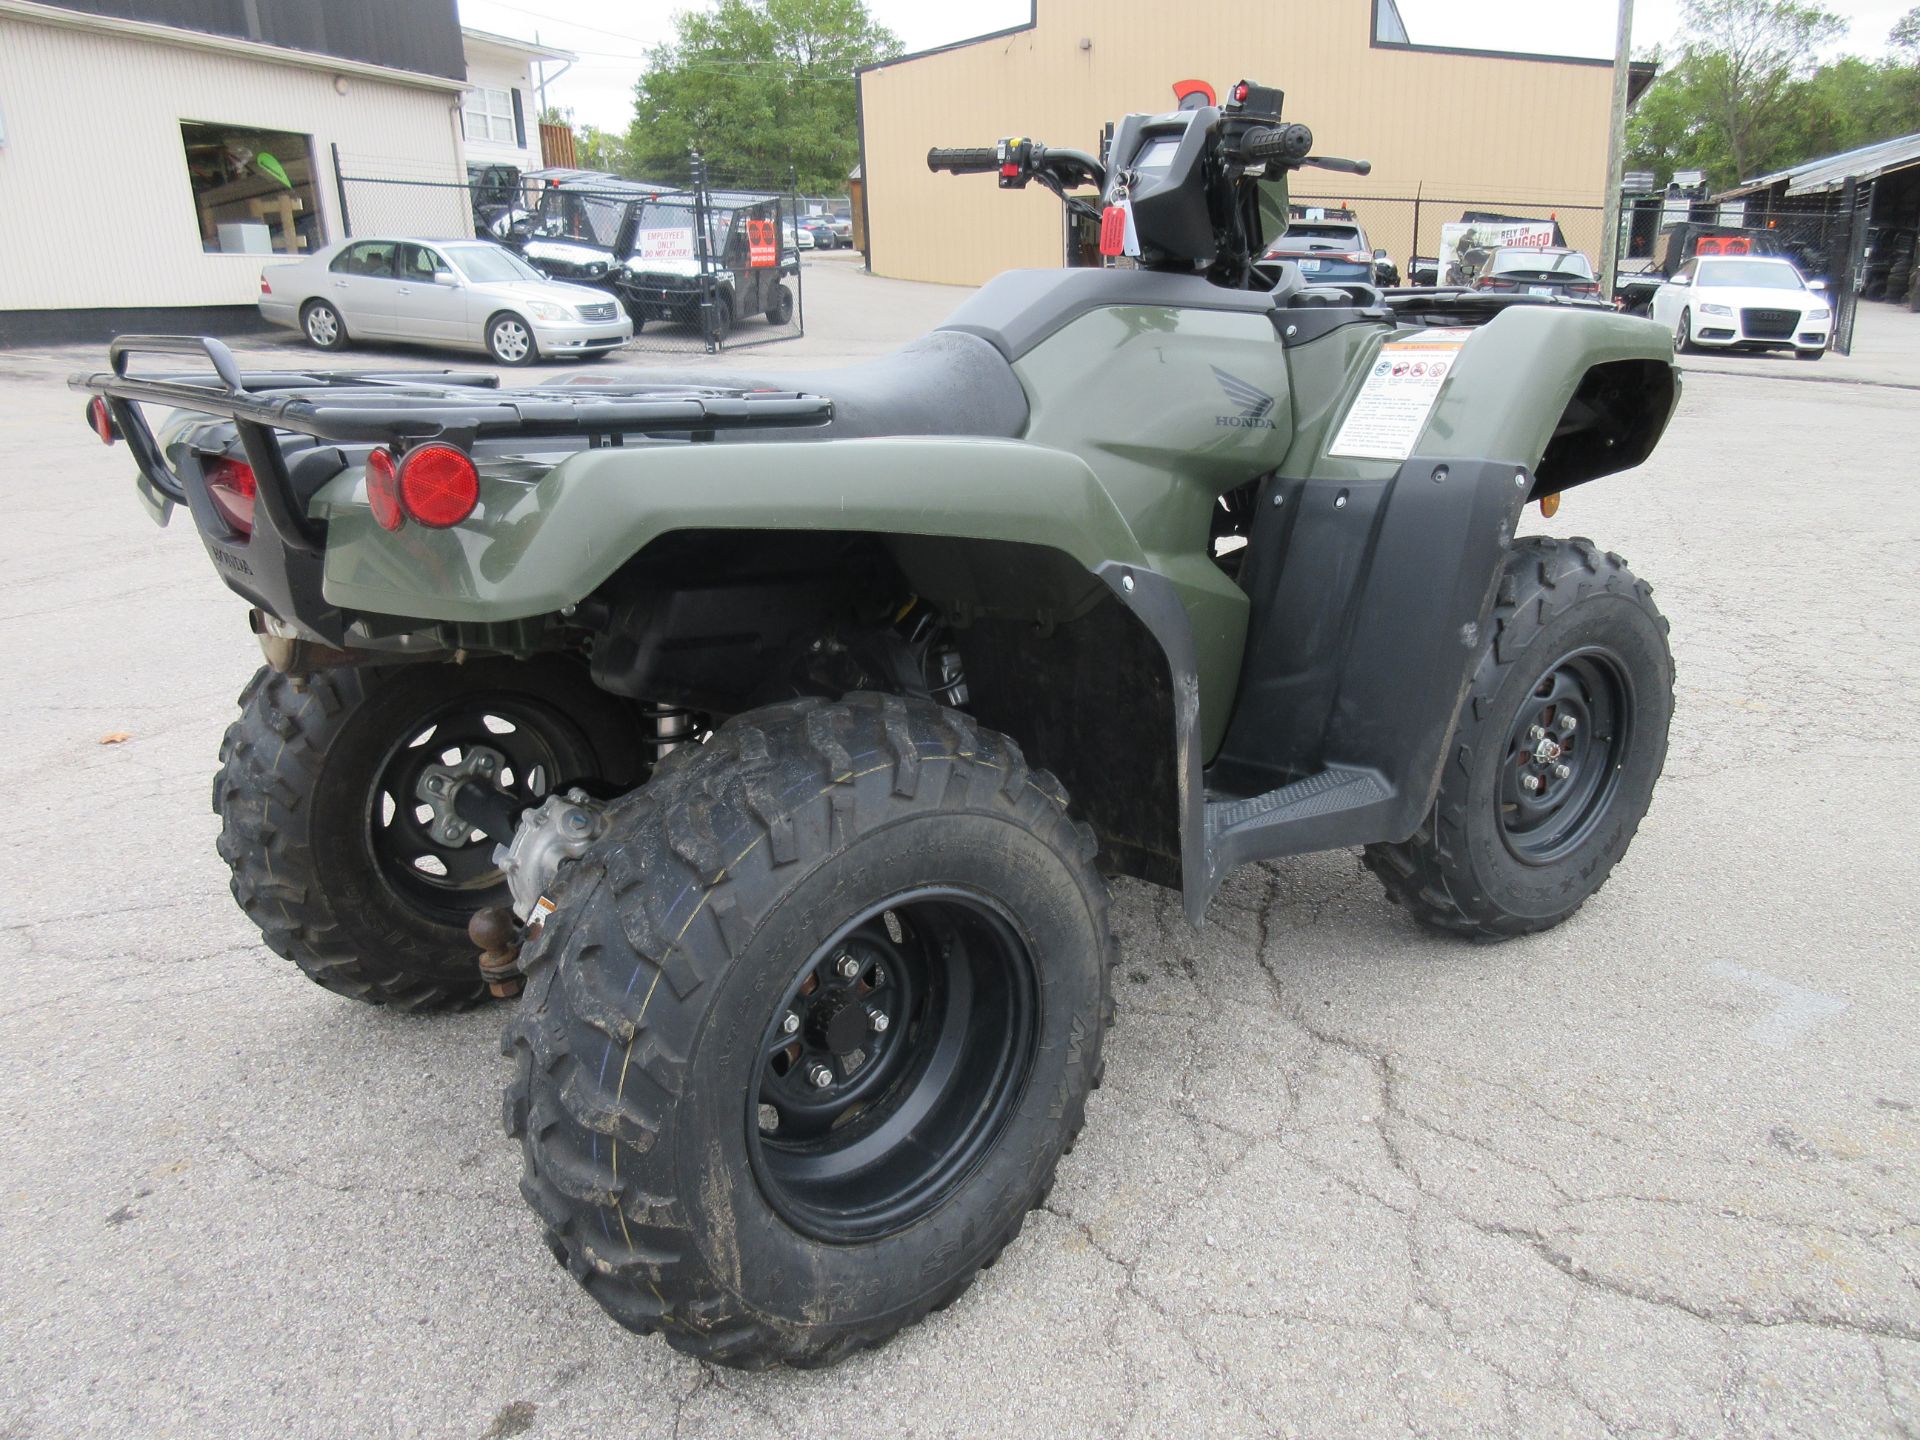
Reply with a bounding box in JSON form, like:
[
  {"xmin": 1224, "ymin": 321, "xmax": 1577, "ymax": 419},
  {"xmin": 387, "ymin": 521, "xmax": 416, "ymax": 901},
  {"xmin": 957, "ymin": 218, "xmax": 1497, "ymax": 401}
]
[{"xmin": 337, "ymin": 167, "xmax": 806, "ymax": 355}]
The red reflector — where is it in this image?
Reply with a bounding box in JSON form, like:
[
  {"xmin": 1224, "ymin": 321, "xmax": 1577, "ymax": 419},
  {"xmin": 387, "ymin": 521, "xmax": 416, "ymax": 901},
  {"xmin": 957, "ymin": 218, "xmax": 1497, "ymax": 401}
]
[
  {"xmin": 397, "ymin": 444, "xmax": 479, "ymax": 528},
  {"xmin": 87, "ymin": 396, "xmax": 115, "ymax": 445},
  {"xmin": 366, "ymin": 448, "xmax": 404, "ymax": 532},
  {"xmin": 204, "ymin": 456, "xmax": 257, "ymax": 536}
]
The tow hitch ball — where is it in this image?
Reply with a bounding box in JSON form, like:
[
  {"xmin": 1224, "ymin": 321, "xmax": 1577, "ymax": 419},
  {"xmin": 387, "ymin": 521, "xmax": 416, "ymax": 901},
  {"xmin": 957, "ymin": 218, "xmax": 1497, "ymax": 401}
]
[{"xmin": 416, "ymin": 746, "xmax": 610, "ymax": 996}]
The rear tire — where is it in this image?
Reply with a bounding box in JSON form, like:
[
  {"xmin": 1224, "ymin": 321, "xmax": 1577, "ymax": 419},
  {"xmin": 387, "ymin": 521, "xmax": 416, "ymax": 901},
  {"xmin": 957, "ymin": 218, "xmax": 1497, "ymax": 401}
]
[
  {"xmin": 505, "ymin": 694, "xmax": 1114, "ymax": 1367},
  {"xmin": 214, "ymin": 659, "xmax": 646, "ymax": 1010},
  {"xmin": 765, "ymin": 283, "xmax": 794, "ymax": 325},
  {"xmin": 1363, "ymin": 537, "xmax": 1673, "ymax": 941}
]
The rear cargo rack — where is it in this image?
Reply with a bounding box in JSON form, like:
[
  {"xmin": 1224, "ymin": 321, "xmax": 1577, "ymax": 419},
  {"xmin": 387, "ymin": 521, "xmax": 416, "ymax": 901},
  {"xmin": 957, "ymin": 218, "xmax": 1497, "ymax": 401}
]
[
  {"xmin": 73, "ymin": 333, "xmax": 836, "ymax": 561},
  {"xmin": 76, "ymin": 334, "xmax": 834, "ymax": 447}
]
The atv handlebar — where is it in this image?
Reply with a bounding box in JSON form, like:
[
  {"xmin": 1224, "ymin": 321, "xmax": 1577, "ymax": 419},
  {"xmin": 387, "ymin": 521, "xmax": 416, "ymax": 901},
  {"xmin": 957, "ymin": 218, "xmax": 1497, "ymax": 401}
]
[
  {"xmin": 1237, "ymin": 123, "xmax": 1315, "ymax": 165},
  {"xmin": 927, "ymin": 147, "xmax": 1002, "ymax": 174}
]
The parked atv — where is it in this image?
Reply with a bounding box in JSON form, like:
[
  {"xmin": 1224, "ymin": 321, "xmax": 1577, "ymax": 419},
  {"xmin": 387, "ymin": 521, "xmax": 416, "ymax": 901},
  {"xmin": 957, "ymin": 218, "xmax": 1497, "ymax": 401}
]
[{"xmin": 76, "ymin": 80, "xmax": 1679, "ymax": 1369}]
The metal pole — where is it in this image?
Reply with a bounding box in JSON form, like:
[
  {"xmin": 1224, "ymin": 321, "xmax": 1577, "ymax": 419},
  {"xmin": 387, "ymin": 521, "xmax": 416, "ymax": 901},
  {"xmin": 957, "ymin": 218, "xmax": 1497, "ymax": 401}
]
[
  {"xmin": 691, "ymin": 150, "xmax": 716, "ymax": 354},
  {"xmin": 1598, "ymin": 0, "xmax": 1636, "ymax": 298}
]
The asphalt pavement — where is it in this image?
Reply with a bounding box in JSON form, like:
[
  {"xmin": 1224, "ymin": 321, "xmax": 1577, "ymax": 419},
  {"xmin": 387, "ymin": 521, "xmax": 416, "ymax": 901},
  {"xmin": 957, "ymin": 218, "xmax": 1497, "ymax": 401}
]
[{"xmin": 1, "ymin": 264, "xmax": 1916, "ymax": 1438}]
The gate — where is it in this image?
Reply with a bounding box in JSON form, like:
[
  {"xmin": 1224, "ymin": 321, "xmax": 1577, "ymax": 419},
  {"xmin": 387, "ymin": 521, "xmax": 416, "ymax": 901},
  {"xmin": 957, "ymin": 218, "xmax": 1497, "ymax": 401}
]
[
  {"xmin": 335, "ymin": 162, "xmax": 807, "ymax": 356},
  {"xmin": 1831, "ymin": 177, "xmax": 1873, "ymax": 356}
]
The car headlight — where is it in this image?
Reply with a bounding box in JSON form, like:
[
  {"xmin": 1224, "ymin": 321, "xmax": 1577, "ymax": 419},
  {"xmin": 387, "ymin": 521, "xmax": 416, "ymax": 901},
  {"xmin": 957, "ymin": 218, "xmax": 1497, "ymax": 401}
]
[
  {"xmin": 1808, "ymin": 307, "xmax": 1831, "ymax": 320},
  {"xmin": 527, "ymin": 301, "xmax": 573, "ymax": 322},
  {"xmin": 1699, "ymin": 303, "xmax": 1733, "ymax": 317}
]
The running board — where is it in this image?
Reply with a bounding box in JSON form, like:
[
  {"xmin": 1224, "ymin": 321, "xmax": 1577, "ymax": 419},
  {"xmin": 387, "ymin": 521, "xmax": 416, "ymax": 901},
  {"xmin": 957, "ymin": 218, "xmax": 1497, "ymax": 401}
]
[{"xmin": 1203, "ymin": 765, "xmax": 1400, "ymax": 893}]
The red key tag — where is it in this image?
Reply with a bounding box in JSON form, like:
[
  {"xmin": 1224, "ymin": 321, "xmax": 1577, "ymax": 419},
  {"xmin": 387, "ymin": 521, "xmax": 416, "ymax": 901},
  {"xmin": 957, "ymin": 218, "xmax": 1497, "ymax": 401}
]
[{"xmin": 1099, "ymin": 204, "xmax": 1127, "ymax": 257}]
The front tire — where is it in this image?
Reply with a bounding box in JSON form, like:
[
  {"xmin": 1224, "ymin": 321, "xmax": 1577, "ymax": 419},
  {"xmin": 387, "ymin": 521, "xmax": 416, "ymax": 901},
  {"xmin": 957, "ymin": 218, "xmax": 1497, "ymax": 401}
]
[
  {"xmin": 487, "ymin": 313, "xmax": 538, "ymax": 366},
  {"xmin": 1363, "ymin": 537, "xmax": 1673, "ymax": 940},
  {"xmin": 214, "ymin": 659, "xmax": 646, "ymax": 1010},
  {"xmin": 506, "ymin": 694, "xmax": 1114, "ymax": 1367},
  {"xmin": 1675, "ymin": 307, "xmax": 1697, "ymax": 354}
]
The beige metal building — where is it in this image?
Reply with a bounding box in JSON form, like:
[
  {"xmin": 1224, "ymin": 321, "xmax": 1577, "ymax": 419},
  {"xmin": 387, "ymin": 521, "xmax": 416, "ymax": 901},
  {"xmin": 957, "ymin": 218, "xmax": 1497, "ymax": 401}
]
[{"xmin": 857, "ymin": 0, "xmax": 1648, "ymax": 286}]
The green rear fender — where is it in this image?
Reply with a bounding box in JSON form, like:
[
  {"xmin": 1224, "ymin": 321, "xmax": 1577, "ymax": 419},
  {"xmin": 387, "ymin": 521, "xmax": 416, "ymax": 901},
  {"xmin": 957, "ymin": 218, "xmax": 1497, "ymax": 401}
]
[{"xmin": 313, "ymin": 436, "xmax": 1147, "ymax": 622}]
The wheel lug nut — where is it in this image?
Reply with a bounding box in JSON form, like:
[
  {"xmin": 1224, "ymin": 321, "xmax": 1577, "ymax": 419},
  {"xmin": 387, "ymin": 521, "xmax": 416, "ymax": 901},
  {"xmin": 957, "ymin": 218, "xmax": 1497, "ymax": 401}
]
[
  {"xmin": 808, "ymin": 1063, "xmax": 833, "ymax": 1089},
  {"xmin": 1559, "ymin": 715, "xmax": 1577, "ymax": 734},
  {"xmin": 1553, "ymin": 763, "xmax": 1571, "ymax": 780},
  {"xmin": 835, "ymin": 954, "xmax": 860, "ymax": 980},
  {"xmin": 781, "ymin": 1011, "xmax": 800, "ymax": 1035},
  {"xmin": 1522, "ymin": 774, "xmax": 1542, "ymax": 794},
  {"xmin": 868, "ymin": 1008, "xmax": 890, "ymax": 1034},
  {"xmin": 1528, "ymin": 724, "xmax": 1545, "ymax": 740}
]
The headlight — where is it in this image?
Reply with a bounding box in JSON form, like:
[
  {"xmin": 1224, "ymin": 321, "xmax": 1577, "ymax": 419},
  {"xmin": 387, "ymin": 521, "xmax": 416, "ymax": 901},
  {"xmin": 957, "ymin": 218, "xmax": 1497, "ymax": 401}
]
[
  {"xmin": 1699, "ymin": 303, "xmax": 1733, "ymax": 317},
  {"xmin": 527, "ymin": 301, "xmax": 573, "ymax": 322},
  {"xmin": 1809, "ymin": 307, "xmax": 1831, "ymax": 320}
]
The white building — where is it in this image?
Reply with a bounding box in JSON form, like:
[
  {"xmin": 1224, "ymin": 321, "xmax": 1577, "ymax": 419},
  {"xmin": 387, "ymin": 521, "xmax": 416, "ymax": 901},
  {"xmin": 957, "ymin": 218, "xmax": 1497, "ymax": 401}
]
[
  {"xmin": 0, "ymin": 0, "xmax": 565, "ymax": 343},
  {"xmin": 459, "ymin": 27, "xmax": 573, "ymax": 182}
]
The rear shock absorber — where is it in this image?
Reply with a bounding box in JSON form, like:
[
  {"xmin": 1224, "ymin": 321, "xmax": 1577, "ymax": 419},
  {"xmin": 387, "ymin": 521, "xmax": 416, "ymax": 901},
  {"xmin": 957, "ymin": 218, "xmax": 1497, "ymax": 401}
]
[{"xmin": 642, "ymin": 703, "xmax": 698, "ymax": 763}]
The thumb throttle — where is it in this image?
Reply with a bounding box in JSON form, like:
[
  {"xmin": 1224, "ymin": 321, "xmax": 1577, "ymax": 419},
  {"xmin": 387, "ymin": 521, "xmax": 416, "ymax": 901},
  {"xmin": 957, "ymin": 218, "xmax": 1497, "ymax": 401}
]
[{"xmin": 1307, "ymin": 155, "xmax": 1373, "ymax": 176}]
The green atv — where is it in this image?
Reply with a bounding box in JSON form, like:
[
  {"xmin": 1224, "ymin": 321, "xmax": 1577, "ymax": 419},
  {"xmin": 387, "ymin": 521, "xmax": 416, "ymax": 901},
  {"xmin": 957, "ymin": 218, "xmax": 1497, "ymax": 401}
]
[{"xmin": 76, "ymin": 81, "xmax": 1679, "ymax": 1369}]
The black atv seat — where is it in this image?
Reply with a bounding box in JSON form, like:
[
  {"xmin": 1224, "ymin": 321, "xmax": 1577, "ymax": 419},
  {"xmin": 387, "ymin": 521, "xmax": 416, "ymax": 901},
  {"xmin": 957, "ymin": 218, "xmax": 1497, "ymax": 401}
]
[{"xmin": 558, "ymin": 330, "xmax": 1029, "ymax": 442}]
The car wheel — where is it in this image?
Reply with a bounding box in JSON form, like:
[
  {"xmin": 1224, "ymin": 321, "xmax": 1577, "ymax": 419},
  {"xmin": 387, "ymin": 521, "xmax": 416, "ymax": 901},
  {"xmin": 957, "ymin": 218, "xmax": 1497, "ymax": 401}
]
[
  {"xmin": 486, "ymin": 313, "xmax": 538, "ymax": 366},
  {"xmin": 709, "ymin": 292, "xmax": 734, "ymax": 343},
  {"xmin": 765, "ymin": 283, "xmax": 794, "ymax": 326},
  {"xmin": 1674, "ymin": 308, "xmax": 1696, "ymax": 354},
  {"xmin": 302, "ymin": 300, "xmax": 348, "ymax": 352}
]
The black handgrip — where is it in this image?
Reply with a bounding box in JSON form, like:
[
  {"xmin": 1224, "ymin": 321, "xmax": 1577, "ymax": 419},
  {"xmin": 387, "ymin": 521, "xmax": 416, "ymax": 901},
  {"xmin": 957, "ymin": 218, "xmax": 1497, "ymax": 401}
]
[
  {"xmin": 928, "ymin": 147, "xmax": 1001, "ymax": 174},
  {"xmin": 1238, "ymin": 124, "xmax": 1314, "ymax": 165},
  {"xmin": 1307, "ymin": 156, "xmax": 1373, "ymax": 176}
]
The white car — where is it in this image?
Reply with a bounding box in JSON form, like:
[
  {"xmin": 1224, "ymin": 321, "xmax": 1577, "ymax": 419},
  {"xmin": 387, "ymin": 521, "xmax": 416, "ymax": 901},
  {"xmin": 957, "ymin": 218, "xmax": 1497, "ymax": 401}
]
[
  {"xmin": 258, "ymin": 237, "xmax": 633, "ymax": 366},
  {"xmin": 1649, "ymin": 255, "xmax": 1831, "ymax": 361}
]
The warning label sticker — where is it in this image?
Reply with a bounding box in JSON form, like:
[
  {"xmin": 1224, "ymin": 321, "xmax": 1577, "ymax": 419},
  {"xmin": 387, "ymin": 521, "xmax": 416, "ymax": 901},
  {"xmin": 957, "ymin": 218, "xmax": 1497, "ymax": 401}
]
[{"xmin": 1328, "ymin": 329, "xmax": 1473, "ymax": 461}]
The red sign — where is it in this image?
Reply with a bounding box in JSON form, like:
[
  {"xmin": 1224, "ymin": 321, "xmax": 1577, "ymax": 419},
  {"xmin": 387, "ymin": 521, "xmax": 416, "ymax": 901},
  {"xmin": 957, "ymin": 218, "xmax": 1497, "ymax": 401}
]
[{"xmin": 748, "ymin": 218, "xmax": 778, "ymax": 269}]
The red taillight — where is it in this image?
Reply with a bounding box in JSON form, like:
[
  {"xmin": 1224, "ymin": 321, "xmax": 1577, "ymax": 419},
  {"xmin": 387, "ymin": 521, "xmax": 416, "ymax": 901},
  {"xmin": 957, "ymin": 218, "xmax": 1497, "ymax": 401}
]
[
  {"xmin": 366, "ymin": 448, "xmax": 404, "ymax": 532},
  {"xmin": 259, "ymin": 276, "xmax": 272, "ymax": 295},
  {"xmin": 397, "ymin": 444, "xmax": 479, "ymax": 528},
  {"xmin": 1572, "ymin": 282, "xmax": 1600, "ymax": 295},
  {"xmin": 86, "ymin": 396, "xmax": 116, "ymax": 445},
  {"xmin": 1346, "ymin": 252, "xmax": 1373, "ymax": 264},
  {"xmin": 204, "ymin": 456, "xmax": 257, "ymax": 536}
]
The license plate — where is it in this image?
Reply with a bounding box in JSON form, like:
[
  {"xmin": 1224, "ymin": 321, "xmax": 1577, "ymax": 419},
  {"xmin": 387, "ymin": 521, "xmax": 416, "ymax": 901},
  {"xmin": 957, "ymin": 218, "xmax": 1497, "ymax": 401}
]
[
  {"xmin": 1529, "ymin": 285, "xmax": 1554, "ymax": 296},
  {"xmin": 1299, "ymin": 258, "xmax": 1325, "ymax": 273}
]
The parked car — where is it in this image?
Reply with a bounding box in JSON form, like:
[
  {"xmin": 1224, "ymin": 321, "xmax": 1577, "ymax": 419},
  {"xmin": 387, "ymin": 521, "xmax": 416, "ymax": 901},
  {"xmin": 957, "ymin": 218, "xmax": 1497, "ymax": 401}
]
[
  {"xmin": 825, "ymin": 212, "xmax": 855, "ymax": 245},
  {"xmin": 786, "ymin": 220, "xmax": 815, "ymax": 251},
  {"xmin": 259, "ymin": 238, "xmax": 632, "ymax": 365},
  {"xmin": 795, "ymin": 216, "xmax": 840, "ymax": 250},
  {"xmin": 1473, "ymin": 247, "xmax": 1604, "ymax": 302},
  {"xmin": 1649, "ymin": 255, "xmax": 1831, "ymax": 359},
  {"xmin": 1261, "ymin": 216, "xmax": 1395, "ymax": 285}
]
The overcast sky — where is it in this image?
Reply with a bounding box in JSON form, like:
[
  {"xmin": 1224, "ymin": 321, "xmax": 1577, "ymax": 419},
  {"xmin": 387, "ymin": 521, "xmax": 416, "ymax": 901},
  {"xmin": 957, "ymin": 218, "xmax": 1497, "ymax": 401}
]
[{"xmin": 458, "ymin": 0, "xmax": 1919, "ymax": 133}]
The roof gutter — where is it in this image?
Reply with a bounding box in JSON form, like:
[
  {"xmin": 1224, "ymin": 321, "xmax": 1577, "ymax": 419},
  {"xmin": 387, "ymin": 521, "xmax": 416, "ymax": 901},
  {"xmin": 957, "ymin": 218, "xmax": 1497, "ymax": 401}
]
[{"xmin": 0, "ymin": 0, "xmax": 467, "ymax": 92}]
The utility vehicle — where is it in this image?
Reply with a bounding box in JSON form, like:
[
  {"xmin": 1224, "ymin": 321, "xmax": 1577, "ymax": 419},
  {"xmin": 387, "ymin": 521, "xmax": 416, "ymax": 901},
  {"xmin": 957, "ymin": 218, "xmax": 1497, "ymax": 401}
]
[{"xmin": 76, "ymin": 81, "xmax": 1680, "ymax": 1370}]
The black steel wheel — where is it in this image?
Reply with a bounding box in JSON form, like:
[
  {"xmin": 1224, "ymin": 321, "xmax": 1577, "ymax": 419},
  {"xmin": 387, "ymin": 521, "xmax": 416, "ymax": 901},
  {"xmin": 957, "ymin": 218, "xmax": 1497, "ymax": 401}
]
[
  {"xmin": 749, "ymin": 889, "xmax": 1039, "ymax": 1241},
  {"xmin": 214, "ymin": 659, "xmax": 645, "ymax": 1009},
  {"xmin": 1497, "ymin": 649, "xmax": 1633, "ymax": 865},
  {"xmin": 1364, "ymin": 537, "xmax": 1673, "ymax": 940},
  {"xmin": 507, "ymin": 694, "xmax": 1114, "ymax": 1368}
]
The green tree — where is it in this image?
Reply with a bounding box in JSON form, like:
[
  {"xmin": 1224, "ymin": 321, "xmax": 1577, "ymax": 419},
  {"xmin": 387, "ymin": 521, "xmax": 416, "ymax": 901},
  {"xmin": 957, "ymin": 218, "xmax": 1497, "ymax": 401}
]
[
  {"xmin": 1893, "ymin": 6, "xmax": 1920, "ymax": 56},
  {"xmin": 625, "ymin": 0, "xmax": 900, "ymax": 191},
  {"xmin": 1682, "ymin": 0, "xmax": 1847, "ymax": 181}
]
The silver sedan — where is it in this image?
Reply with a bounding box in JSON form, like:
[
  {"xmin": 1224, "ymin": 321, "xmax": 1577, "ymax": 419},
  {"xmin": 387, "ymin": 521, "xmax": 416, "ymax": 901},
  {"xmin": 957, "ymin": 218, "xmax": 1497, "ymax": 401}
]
[{"xmin": 258, "ymin": 237, "xmax": 632, "ymax": 366}]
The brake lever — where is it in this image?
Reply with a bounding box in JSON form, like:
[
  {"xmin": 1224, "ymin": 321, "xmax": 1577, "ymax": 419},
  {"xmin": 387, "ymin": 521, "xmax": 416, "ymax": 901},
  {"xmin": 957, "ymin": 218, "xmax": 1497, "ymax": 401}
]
[{"xmin": 1304, "ymin": 156, "xmax": 1372, "ymax": 176}]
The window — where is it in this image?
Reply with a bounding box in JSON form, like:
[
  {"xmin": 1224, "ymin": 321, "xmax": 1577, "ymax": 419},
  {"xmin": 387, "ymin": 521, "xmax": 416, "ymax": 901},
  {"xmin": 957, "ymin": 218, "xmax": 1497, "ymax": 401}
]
[
  {"xmin": 329, "ymin": 241, "xmax": 399, "ymax": 278},
  {"xmin": 180, "ymin": 121, "xmax": 323, "ymax": 255},
  {"xmin": 464, "ymin": 87, "xmax": 519, "ymax": 146},
  {"xmin": 443, "ymin": 244, "xmax": 544, "ymax": 284}
]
